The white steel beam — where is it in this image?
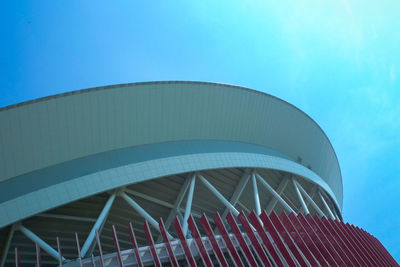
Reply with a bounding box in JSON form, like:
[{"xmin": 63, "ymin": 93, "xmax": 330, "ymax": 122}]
[
  {"xmin": 0, "ymin": 224, "xmax": 15, "ymax": 267},
  {"xmin": 124, "ymin": 189, "xmax": 174, "ymax": 209},
  {"xmin": 164, "ymin": 174, "xmax": 193, "ymax": 230},
  {"xmin": 119, "ymin": 192, "xmax": 173, "ymax": 239},
  {"xmin": 198, "ymin": 175, "xmax": 239, "ymax": 216},
  {"xmin": 292, "ymin": 178, "xmax": 309, "ymax": 214},
  {"xmin": 182, "ymin": 174, "xmax": 196, "ymax": 236},
  {"xmin": 295, "ymin": 181, "xmax": 325, "ymax": 217},
  {"xmin": 81, "ymin": 192, "xmax": 116, "ymax": 257},
  {"xmin": 156, "ymin": 174, "xmax": 193, "ymax": 243},
  {"xmin": 333, "ymin": 207, "xmax": 341, "ymax": 221},
  {"xmin": 222, "ymin": 169, "xmax": 251, "ymax": 218},
  {"xmin": 17, "ymin": 224, "xmax": 65, "ymax": 261},
  {"xmin": 319, "ymin": 191, "xmax": 335, "ymax": 219},
  {"xmin": 254, "ymin": 172, "xmax": 296, "ymax": 215},
  {"xmin": 265, "ymin": 175, "xmax": 290, "ymax": 214},
  {"xmin": 35, "ymin": 213, "xmax": 96, "ymax": 223},
  {"xmin": 252, "ymin": 173, "xmax": 262, "ymax": 215}
]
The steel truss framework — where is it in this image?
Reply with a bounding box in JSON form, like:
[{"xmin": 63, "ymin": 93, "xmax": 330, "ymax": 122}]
[
  {"xmin": 2, "ymin": 168, "xmax": 347, "ymax": 266},
  {"xmin": 12, "ymin": 211, "xmax": 399, "ymax": 267}
]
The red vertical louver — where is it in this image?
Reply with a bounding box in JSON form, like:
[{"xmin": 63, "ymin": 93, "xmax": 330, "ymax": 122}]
[{"xmin": 17, "ymin": 211, "xmax": 398, "ymax": 267}]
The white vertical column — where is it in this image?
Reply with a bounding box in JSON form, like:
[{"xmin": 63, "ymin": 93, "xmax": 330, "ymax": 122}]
[
  {"xmin": 252, "ymin": 173, "xmax": 261, "ymax": 215},
  {"xmin": 164, "ymin": 175, "xmax": 192, "ymax": 230},
  {"xmin": 222, "ymin": 169, "xmax": 251, "ymax": 218},
  {"xmin": 81, "ymin": 192, "xmax": 116, "ymax": 257},
  {"xmin": 182, "ymin": 174, "xmax": 196, "ymax": 236},
  {"xmin": 17, "ymin": 224, "xmax": 65, "ymax": 261},
  {"xmin": 292, "ymin": 179, "xmax": 309, "ymax": 214},
  {"xmin": 0, "ymin": 224, "xmax": 15, "ymax": 267},
  {"xmin": 319, "ymin": 191, "xmax": 335, "ymax": 219},
  {"xmin": 255, "ymin": 172, "xmax": 296, "ymax": 215},
  {"xmin": 198, "ymin": 175, "xmax": 239, "ymax": 216},
  {"xmin": 296, "ymin": 182, "xmax": 325, "ymax": 217},
  {"xmin": 120, "ymin": 191, "xmax": 173, "ymax": 239},
  {"xmin": 266, "ymin": 175, "xmax": 290, "ymax": 214}
]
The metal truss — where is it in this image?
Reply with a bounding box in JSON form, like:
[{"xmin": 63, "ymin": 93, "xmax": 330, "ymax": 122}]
[
  {"xmin": 3, "ymin": 168, "xmax": 344, "ymax": 266},
  {"xmin": 11, "ymin": 211, "xmax": 398, "ymax": 267}
]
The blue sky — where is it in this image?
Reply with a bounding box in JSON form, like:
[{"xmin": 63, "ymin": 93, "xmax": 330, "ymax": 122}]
[{"xmin": 1, "ymin": 0, "xmax": 400, "ymax": 261}]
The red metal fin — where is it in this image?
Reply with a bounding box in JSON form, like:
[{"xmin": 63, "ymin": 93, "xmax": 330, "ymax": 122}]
[
  {"xmin": 158, "ymin": 218, "xmax": 179, "ymax": 267},
  {"xmin": 297, "ymin": 213, "xmax": 342, "ymax": 266},
  {"xmin": 316, "ymin": 216, "xmax": 360, "ymax": 266},
  {"xmin": 305, "ymin": 214, "xmax": 354, "ymax": 266},
  {"xmin": 237, "ymin": 211, "xmax": 272, "ymax": 266},
  {"xmin": 323, "ymin": 217, "xmax": 367, "ymax": 266},
  {"xmin": 226, "ymin": 212, "xmax": 259, "ymax": 267},
  {"xmin": 187, "ymin": 215, "xmax": 213, "ymax": 267},
  {"xmin": 15, "ymin": 248, "xmax": 20, "ymax": 267},
  {"xmin": 199, "ymin": 213, "xmax": 229, "ymax": 267},
  {"xmin": 251, "ymin": 211, "xmax": 294, "ymax": 267},
  {"xmin": 35, "ymin": 243, "xmax": 41, "ymax": 267},
  {"xmin": 143, "ymin": 221, "xmax": 161, "ymax": 267},
  {"xmin": 173, "ymin": 217, "xmax": 197, "ymax": 267},
  {"xmin": 288, "ymin": 213, "xmax": 330, "ymax": 266},
  {"xmin": 213, "ymin": 211, "xmax": 244, "ymax": 267},
  {"xmin": 336, "ymin": 220, "xmax": 376, "ymax": 266},
  {"xmin": 95, "ymin": 229, "xmax": 104, "ymax": 267},
  {"xmin": 56, "ymin": 237, "xmax": 63, "ymax": 267},
  {"xmin": 267, "ymin": 212, "xmax": 308, "ymax": 266},
  {"xmin": 128, "ymin": 222, "xmax": 143, "ymax": 267},
  {"xmin": 111, "ymin": 225, "xmax": 125, "ymax": 267},
  {"xmin": 278, "ymin": 212, "xmax": 319, "ymax": 266}
]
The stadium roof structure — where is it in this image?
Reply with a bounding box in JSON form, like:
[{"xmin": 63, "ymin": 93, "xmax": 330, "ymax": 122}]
[{"xmin": 0, "ymin": 81, "xmax": 396, "ymax": 266}]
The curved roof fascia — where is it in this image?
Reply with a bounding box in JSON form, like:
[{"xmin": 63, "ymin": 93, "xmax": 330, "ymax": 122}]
[
  {"xmin": 0, "ymin": 81, "xmax": 343, "ymax": 207},
  {"xmin": 0, "ymin": 146, "xmax": 339, "ymax": 228}
]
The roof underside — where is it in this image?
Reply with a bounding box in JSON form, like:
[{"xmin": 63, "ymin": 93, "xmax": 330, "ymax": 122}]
[{"xmin": 0, "ymin": 167, "xmax": 340, "ymax": 266}]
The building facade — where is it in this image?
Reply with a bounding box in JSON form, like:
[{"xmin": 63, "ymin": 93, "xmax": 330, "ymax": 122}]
[{"xmin": 0, "ymin": 82, "xmax": 396, "ymax": 266}]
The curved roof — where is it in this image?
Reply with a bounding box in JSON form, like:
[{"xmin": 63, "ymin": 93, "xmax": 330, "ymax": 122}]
[{"xmin": 0, "ymin": 81, "xmax": 343, "ymax": 217}]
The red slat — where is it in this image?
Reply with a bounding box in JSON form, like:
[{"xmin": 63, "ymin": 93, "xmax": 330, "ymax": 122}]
[
  {"xmin": 367, "ymin": 234, "xmax": 393, "ymax": 265},
  {"xmin": 372, "ymin": 233, "xmax": 399, "ymax": 266},
  {"xmin": 367, "ymin": 232, "xmax": 398, "ymax": 266},
  {"xmin": 173, "ymin": 217, "xmax": 197, "ymax": 267},
  {"xmin": 111, "ymin": 226, "xmax": 125, "ymax": 267},
  {"xmin": 237, "ymin": 211, "xmax": 272, "ymax": 266},
  {"xmin": 187, "ymin": 215, "xmax": 213, "ymax": 267},
  {"xmin": 95, "ymin": 229, "xmax": 105, "ymax": 267},
  {"xmin": 353, "ymin": 226, "xmax": 392, "ymax": 266},
  {"xmin": 336, "ymin": 221, "xmax": 377, "ymax": 266},
  {"xmin": 266, "ymin": 211, "xmax": 308, "ymax": 266},
  {"xmin": 158, "ymin": 218, "xmax": 179, "ymax": 267},
  {"xmin": 323, "ymin": 217, "xmax": 369, "ymax": 266},
  {"xmin": 15, "ymin": 248, "xmax": 20, "ymax": 267},
  {"xmin": 352, "ymin": 225, "xmax": 387, "ymax": 266},
  {"xmin": 248, "ymin": 211, "xmax": 288, "ymax": 267},
  {"xmin": 351, "ymin": 225, "xmax": 389, "ymax": 265},
  {"xmin": 199, "ymin": 214, "xmax": 229, "ymax": 267},
  {"xmin": 56, "ymin": 237, "xmax": 63, "ymax": 267},
  {"xmin": 143, "ymin": 221, "xmax": 161, "ymax": 267},
  {"xmin": 305, "ymin": 214, "xmax": 354, "ymax": 266},
  {"xmin": 35, "ymin": 243, "xmax": 41, "ymax": 267},
  {"xmin": 226, "ymin": 212, "xmax": 260, "ymax": 267},
  {"xmin": 278, "ymin": 212, "xmax": 319, "ymax": 266},
  {"xmin": 296, "ymin": 214, "xmax": 342, "ymax": 266},
  {"xmin": 315, "ymin": 215, "xmax": 360, "ymax": 266},
  {"xmin": 128, "ymin": 223, "xmax": 143, "ymax": 267},
  {"xmin": 213, "ymin": 212, "xmax": 244, "ymax": 267},
  {"xmin": 288, "ymin": 213, "xmax": 330, "ymax": 266}
]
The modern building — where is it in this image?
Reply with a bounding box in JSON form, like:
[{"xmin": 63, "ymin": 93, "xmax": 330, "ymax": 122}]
[{"xmin": 0, "ymin": 81, "xmax": 396, "ymax": 266}]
